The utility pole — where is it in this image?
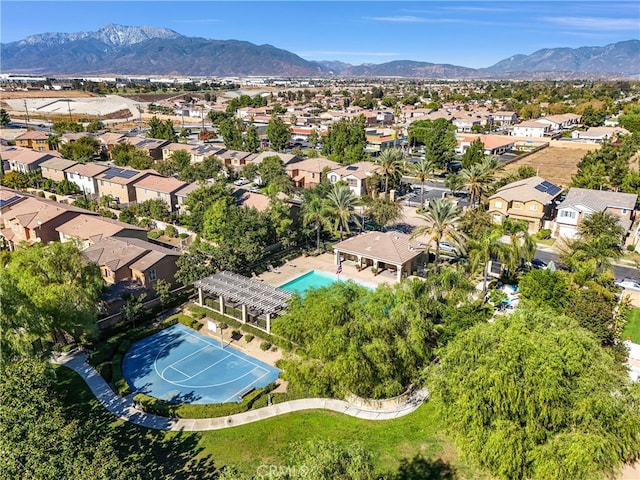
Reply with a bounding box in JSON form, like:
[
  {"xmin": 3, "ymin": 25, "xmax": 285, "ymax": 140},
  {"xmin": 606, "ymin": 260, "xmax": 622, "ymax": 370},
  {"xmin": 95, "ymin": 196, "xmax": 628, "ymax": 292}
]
[
  {"xmin": 23, "ymin": 100, "xmax": 30, "ymax": 125},
  {"xmin": 66, "ymin": 99, "xmax": 73, "ymax": 122}
]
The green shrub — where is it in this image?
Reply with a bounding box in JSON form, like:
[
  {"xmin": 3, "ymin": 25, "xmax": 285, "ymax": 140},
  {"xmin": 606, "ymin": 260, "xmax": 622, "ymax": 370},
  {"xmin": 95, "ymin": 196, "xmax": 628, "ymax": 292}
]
[
  {"xmin": 179, "ymin": 233, "xmax": 189, "ymax": 239},
  {"xmin": 97, "ymin": 362, "xmax": 113, "ymax": 383},
  {"xmin": 219, "ymin": 322, "xmax": 228, "ymax": 330},
  {"xmin": 627, "ymin": 244, "xmax": 636, "ymax": 252},
  {"xmin": 176, "ymin": 314, "xmax": 201, "ymax": 330},
  {"xmin": 245, "ymin": 334, "xmax": 254, "ymax": 343},
  {"xmin": 260, "ymin": 341, "xmax": 272, "ymax": 351},
  {"xmin": 111, "ymin": 354, "xmax": 132, "ymax": 396},
  {"xmin": 117, "ymin": 339, "xmax": 132, "ymax": 354},
  {"xmin": 160, "ymin": 316, "xmax": 179, "ymax": 328},
  {"xmin": 164, "ymin": 225, "xmax": 178, "ymax": 238},
  {"xmin": 148, "ymin": 230, "xmax": 162, "ymax": 239},
  {"xmin": 37, "ymin": 191, "xmax": 45, "ymax": 198},
  {"xmin": 536, "ymin": 228, "xmax": 552, "ymax": 240},
  {"xmin": 133, "ymin": 383, "xmax": 278, "ymax": 418},
  {"xmin": 49, "ymin": 195, "xmax": 57, "ymax": 201},
  {"xmin": 231, "ymin": 329, "xmax": 240, "ymax": 337}
]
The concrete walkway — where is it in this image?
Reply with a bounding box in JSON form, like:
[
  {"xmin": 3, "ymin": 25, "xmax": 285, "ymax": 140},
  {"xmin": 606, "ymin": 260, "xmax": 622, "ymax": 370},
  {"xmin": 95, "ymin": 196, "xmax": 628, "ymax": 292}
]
[{"xmin": 51, "ymin": 352, "xmax": 429, "ymax": 431}]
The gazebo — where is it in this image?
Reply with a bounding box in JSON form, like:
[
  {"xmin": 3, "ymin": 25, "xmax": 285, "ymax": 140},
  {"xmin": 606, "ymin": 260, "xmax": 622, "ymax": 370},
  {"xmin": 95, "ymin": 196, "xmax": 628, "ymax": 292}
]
[
  {"xmin": 194, "ymin": 271, "xmax": 292, "ymax": 333},
  {"xmin": 333, "ymin": 231, "xmax": 426, "ymax": 282}
]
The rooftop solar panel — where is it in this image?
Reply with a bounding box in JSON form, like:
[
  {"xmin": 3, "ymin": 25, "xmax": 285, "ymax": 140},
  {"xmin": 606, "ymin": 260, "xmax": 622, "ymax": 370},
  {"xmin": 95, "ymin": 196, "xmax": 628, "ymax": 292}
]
[
  {"xmin": 534, "ymin": 184, "xmax": 546, "ymax": 192},
  {"xmin": 547, "ymin": 185, "xmax": 561, "ymax": 196},
  {"xmin": 102, "ymin": 167, "xmax": 139, "ymax": 180},
  {"xmin": 346, "ymin": 165, "xmax": 358, "ymax": 170}
]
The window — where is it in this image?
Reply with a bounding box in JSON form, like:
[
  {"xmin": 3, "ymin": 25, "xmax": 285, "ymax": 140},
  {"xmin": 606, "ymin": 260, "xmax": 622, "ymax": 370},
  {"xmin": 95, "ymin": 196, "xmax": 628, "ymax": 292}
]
[
  {"xmin": 149, "ymin": 269, "xmax": 157, "ymax": 281},
  {"xmin": 514, "ymin": 201, "xmax": 522, "ymax": 208},
  {"xmin": 311, "ymin": 172, "xmax": 316, "ymax": 179},
  {"xmin": 529, "ymin": 204, "xmax": 538, "ymax": 211},
  {"xmin": 622, "ymin": 209, "xmax": 629, "ymax": 214},
  {"xmin": 494, "ymin": 200, "xmax": 503, "ymax": 208},
  {"xmin": 100, "ymin": 180, "xmax": 104, "ymax": 186},
  {"xmin": 560, "ymin": 210, "xmax": 576, "ymax": 219}
]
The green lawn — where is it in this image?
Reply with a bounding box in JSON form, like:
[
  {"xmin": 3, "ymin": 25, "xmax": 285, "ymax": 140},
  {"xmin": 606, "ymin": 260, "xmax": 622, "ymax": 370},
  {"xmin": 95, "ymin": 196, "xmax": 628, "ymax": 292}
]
[
  {"xmin": 622, "ymin": 308, "xmax": 640, "ymax": 343},
  {"xmin": 53, "ymin": 365, "xmax": 485, "ymax": 479}
]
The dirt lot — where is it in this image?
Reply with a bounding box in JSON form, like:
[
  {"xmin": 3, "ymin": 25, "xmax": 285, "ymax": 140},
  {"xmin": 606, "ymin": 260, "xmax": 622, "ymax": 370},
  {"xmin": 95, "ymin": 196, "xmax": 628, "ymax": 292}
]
[
  {"xmin": 0, "ymin": 90, "xmax": 97, "ymax": 99},
  {"xmin": 502, "ymin": 142, "xmax": 599, "ymax": 188}
]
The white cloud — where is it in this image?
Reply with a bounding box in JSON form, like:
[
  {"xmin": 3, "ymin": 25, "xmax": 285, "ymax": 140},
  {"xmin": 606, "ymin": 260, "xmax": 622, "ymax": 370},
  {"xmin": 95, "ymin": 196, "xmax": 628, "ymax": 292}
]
[
  {"xmin": 365, "ymin": 15, "xmax": 430, "ymax": 23},
  {"xmin": 540, "ymin": 16, "xmax": 639, "ymax": 31}
]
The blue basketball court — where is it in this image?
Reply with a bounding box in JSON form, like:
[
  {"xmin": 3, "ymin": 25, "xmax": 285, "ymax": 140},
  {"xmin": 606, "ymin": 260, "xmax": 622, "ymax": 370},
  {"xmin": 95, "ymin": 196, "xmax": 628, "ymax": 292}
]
[{"xmin": 122, "ymin": 324, "xmax": 280, "ymax": 404}]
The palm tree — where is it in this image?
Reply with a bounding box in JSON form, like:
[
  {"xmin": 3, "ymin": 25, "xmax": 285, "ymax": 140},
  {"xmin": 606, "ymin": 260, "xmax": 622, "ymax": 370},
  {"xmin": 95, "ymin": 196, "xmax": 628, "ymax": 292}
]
[
  {"xmin": 302, "ymin": 195, "xmax": 332, "ymax": 250},
  {"xmin": 467, "ymin": 226, "xmax": 509, "ymax": 293},
  {"xmin": 501, "ymin": 218, "xmax": 536, "ymax": 272},
  {"xmin": 411, "ymin": 158, "xmax": 438, "ymax": 209},
  {"xmin": 326, "ymin": 183, "xmax": 359, "ymax": 240},
  {"xmin": 410, "ymin": 198, "xmax": 466, "ymax": 269},
  {"xmin": 376, "ymin": 148, "xmax": 406, "ymax": 194},
  {"xmin": 460, "ymin": 156, "xmax": 503, "ymax": 206}
]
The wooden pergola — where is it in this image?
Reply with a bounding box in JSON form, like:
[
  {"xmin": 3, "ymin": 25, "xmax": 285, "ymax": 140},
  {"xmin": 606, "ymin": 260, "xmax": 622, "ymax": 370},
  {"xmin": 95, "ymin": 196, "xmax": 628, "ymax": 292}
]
[{"xmin": 194, "ymin": 271, "xmax": 292, "ymax": 333}]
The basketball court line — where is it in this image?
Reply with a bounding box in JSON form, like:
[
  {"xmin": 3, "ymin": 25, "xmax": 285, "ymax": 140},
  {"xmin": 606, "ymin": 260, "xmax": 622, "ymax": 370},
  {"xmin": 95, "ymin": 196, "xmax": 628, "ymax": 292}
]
[
  {"xmin": 180, "ymin": 327, "xmax": 266, "ymax": 371},
  {"xmin": 222, "ymin": 367, "xmax": 272, "ymax": 403}
]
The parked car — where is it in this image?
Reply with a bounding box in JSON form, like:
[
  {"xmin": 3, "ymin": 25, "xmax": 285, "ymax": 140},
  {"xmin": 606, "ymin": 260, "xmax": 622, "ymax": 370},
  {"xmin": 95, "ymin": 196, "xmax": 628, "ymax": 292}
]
[
  {"xmin": 438, "ymin": 241, "xmax": 458, "ymax": 255},
  {"xmin": 530, "ymin": 258, "xmax": 547, "ymax": 269},
  {"xmin": 615, "ymin": 278, "xmax": 640, "ymax": 291},
  {"xmin": 234, "ymin": 177, "xmax": 249, "ymax": 186}
]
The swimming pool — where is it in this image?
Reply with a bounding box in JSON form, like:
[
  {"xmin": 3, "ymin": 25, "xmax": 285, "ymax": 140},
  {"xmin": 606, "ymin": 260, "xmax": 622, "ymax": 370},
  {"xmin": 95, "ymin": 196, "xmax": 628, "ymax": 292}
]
[{"xmin": 279, "ymin": 270, "xmax": 341, "ymax": 295}]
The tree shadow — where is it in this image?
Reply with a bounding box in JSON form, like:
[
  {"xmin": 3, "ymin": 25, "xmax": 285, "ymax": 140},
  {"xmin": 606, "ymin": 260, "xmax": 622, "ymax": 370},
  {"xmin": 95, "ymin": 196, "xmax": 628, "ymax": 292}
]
[
  {"xmin": 390, "ymin": 455, "xmax": 457, "ymax": 480},
  {"xmin": 55, "ymin": 364, "xmax": 219, "ymax": 480}
]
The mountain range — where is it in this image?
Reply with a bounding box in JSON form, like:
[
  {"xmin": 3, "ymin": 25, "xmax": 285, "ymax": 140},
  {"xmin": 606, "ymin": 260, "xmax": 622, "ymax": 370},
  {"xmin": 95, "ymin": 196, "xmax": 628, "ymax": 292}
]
[{"xmin": 1, "ymin": 24, "xmax": 638, "ymax": 79}]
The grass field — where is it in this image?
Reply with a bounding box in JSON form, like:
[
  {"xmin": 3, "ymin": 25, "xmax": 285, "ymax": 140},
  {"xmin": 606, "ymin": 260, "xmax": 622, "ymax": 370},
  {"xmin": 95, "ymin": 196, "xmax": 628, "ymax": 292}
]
[
  {"xmin": 622, "ymin": 308, "xmax": 640, "ymax": 343},
  {"xmin": 53, "ymin": 365, "xmax": 486, "ymax": 479}
]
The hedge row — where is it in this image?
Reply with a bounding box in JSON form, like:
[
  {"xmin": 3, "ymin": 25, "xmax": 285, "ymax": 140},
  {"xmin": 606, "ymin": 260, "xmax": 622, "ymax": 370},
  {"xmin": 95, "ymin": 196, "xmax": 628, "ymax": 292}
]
[
  {"xmin": 185, "ymin": 303, "xmax": 293, "ymax": 350},
  {"xmin": 133, "ymin": 382, "xmax": 278, "ymax": 418}
]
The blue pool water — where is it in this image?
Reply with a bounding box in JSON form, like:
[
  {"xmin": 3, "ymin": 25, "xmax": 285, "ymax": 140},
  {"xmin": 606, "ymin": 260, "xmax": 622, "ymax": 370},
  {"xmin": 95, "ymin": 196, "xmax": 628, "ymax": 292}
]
[
  {"xmin": 122, "ymin": 324, "xmax": 280, "ymax": 404},
  {"xmin": 279, "ymin": 270, "xmax": 341, "ymax": 295}
]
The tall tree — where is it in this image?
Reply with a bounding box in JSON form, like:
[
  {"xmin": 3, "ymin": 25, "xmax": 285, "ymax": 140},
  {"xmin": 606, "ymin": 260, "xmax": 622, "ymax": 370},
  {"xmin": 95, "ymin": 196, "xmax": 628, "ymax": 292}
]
[
  {"xmin": 266, "ymin": 116, "xmax": 291, "ymax": 152},
  {"xmin": 411, "ymin": 157, "xmax": 438, "ymax": 208},
  {"xmin": 1, "ymin": 359, "xmax": 138, "ymax": 479},
  {"xmin": 375, "ymin": 148, "xmax": 406, "ymax": 194},
  {"xmin": 326, "ymin": 183, "xmax": 359, "ymax": 240},
  {"xmin": 363, "ymin": 196, "xmax": 403, "ymax": 228},
  {"xmin": 1, "ymin": 242, "xmax": 102, "ymax": 358},
  {"xmin": 59, "ymin": 136, "xmax": 100, "ymax": 162},
  {"xmin": 408, "ymin": 118, "xmax": 456, "ymax": 167},
  {"xmin": 466, "ymin": 226, "xmax": 509, "ymax": 292},
  {"xmin": 410, "ymin": 198, "xmax": 466, "ymax": 269},
  {"xmin": 0, "ymin": 108, "xmax": 11, "ymax": 126},
  {"xmin": 302, "ymin": 194, "xmax": 332, "ymax": 250},
  {"xmin": 322, "ymin": 116, "xmax": 367, "ymax": 164},
  {"xmin": 110, "ymin": 142, "xmax": 153, "ymax": 169},
  {"xmin": 460, "ymin": 156, "xmax": 502, "ymax": 205},
  {"xmin": 434, "ymin": 306, "xmax": 640, "ymax": 480},
  {"xmin": 501, "ymin": 218, "xmax": 536, "ymax": 272},
  {"xmin": 148, "ymin": 116, "xmax": 177, "ymax": 142},
  {"xmin": 461, "ymin": 137, "xmax": 487, "ymax": 168}
]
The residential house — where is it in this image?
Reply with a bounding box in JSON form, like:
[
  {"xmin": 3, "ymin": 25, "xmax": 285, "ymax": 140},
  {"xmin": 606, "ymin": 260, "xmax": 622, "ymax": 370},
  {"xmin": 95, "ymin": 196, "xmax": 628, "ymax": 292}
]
[
  {"xmin": 572, "ymin": 126, "xmax": 630, "ymax": 143},
  {"xmin": 1, "ymin": 146, "xmax": 60, "ymax": 173},
  {"xmin": 161, "ymin": 142, "xmax": 196, "ymax": 162},
  {"xmin": 66, "ymin": 162, "xmax": 110, "ymax": 196},
  {"xmin": 251, "ymin": 151, "xmax": 300, "ymax": 166},
  {"xmin": 161, "ymin": 142, "xmax": 225, "ymax": 163},
  {"xmin": 40, "ymin": 157, "xmax": 78, "ymax": 182},
  {"xmin": 97, "ymin": 132, "xmax": 125, "ymax": 158},
  {"xmin": 219, "ymin": 150, "xmax": 257, "ymax": 171},
  {"xmin": 490, "ymin": 111, "xmax": 518, "ymax": 127},
  {"xmin": 15, "ymin": 130, "xmax": 51, "ymax": 151},
  {"xmin": 488, "ymin": 176, "xmax": 563, "ymax": 233},
  {"xmin": 456, "ymin": 135, "xmax": 516, "ymax": 156},
  {"xmin": 0, "ymin": 196, "xmax": 94, "ymax": 249},
  {"xmin": 82, "ymin": 236, "xmax": 181, "ymax": 290},
  {"xmin": 285, "ymin": 157, "xmax": 341, "ymax": 188},
  {"xmin": 59, "ymin": 132, "xmax": 89, "ymax": 146},
  {"xmin": 326, "ymin": 161, "xmax": 379, "ymax": 197},
  {"xmin": 124, "ymin": 136, "xmax": 170, "ymax": 160},
  {"xmin": 511, "ymin": 121, "xmax": 550, "ymax": 138},
  {"xmin": 554, "ymin": 188, "xmax": 637, "ymax": 239},
  {"xmin": 174, "ymin": 181, "xmax": 201, "ymax": 215},
  {"xmin": 0, "ymin": 186, "xmax": 28, "ymax": 217},
  {"xmin": 95, "ymin": 166, "xmax": 151, "ymax": 206},
  {"xmin": 536, "ymin": 113, "xmax": 581, "ymax": 131},
  {"xmin": 451, "ymin": 112, "xmax": 483, "ymax": 133},
  {"xmin": 57, "ymin": 214, "xmax": 147, "ymax": 249},
  {"xmin": 365, "ymin": 129, "xmax": 398, "ymax": 154},
  {"xmin": 133, "ymin": 174, "xmax": 188, "ymax": 212}
]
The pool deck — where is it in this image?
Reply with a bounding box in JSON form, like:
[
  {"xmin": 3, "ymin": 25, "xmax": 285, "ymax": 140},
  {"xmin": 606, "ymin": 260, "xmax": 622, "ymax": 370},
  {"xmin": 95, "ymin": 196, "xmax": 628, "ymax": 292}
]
[
  {"xmin": 51, "ymin": 350, "xmax": 429, "ymax": 431},
  {"xmin": 257, "ymin": 252, "xmax": 398, "ymax": 289}
]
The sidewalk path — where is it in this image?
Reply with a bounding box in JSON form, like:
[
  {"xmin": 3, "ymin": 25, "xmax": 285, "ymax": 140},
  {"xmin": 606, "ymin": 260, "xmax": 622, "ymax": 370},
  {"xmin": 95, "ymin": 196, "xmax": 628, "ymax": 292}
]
[{"xmin": 52, "ymin": 352, "xmax": 429, "ymax": 432}]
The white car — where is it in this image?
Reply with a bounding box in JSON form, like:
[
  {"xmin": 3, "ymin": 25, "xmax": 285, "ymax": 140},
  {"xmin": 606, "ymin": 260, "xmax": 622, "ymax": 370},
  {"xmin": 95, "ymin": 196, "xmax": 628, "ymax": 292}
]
[
  {"xmin": 438, "ymin": 241, "xmax": 458, "ymax": 255},
  {"xmin": 615, "ymin": 279, "xmax": 640, "ymax": 291},
  {"xmin": 234, "ymin": 177, "xmax": 249, "ymax": 186}
]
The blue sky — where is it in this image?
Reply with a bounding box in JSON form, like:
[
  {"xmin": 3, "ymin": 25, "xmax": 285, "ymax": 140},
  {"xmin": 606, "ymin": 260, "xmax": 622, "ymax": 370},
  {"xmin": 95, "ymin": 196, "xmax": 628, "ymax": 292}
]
[{"xmin": 2, "ymin": 1, "xmax": 638, "ymax": 68}]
